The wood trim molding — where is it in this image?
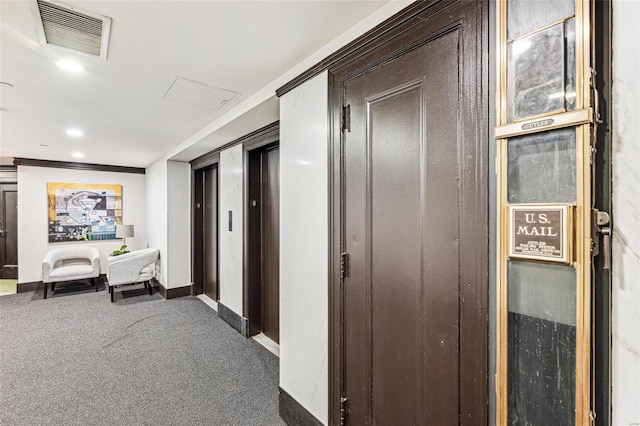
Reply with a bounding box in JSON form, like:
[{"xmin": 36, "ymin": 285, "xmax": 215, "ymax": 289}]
[
  {"xmin": 190, "ymin": 152, "xmax": 220, "ymax": 171},
  {"xmin": 150, "ymin": 279, "xmax": 166, "ymax": 298},
  {"xmin": 166, "ymin": 285, "xmax": 191, "ymax": 299},
  {"xmin": 17, "ymin": 277, "xmax": 191, "ymax": 300},
  {"xmin": 275, "ymin": 0, "xmax": 449, "ymax": 97},
  {"xmin": 279, "ymin": 388, "xmax": 323, "ymax": 426},
  {"xmin": 190, "ymin": 121, "xmax": 279, "ymax": 169},
  {"xmin": 150, "ymin": 279, "xmax": 192, "ymax": 300},
  {"xmin": 13, "ymin": 157, "xmax": 145, "ymax": 174},
  {"xmin": 241, "ymin": 122, "xmax": 280, "ymax": 151},
  {"xmin": 17, "ymin": 281, "xmax": 43, "ymax": 293},
  {"xmin": 190, "ymin": 121, "xmax": 279, "ymax": 170}
]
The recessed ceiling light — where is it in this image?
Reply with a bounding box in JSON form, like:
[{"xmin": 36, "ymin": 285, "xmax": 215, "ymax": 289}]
[
  {"xmin": 56, "ymin": 59, "xmax": 85, "ymax": 72},
  {"xmin": 66, "ymin": 128, "xmax": 84, "ymax": 137},
  {"xmin": 72, "ymin": 152, "xmax": 85, "ymax": 159}
]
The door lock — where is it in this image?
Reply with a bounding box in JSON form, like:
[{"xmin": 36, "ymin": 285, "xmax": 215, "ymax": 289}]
[{"xmin": 592, "ymin": 209, "xmax": 611, "ymax": 270}]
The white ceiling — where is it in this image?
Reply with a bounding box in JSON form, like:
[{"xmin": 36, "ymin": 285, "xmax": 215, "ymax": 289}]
[{"xmin": 0, "ymin": 0, "xmax": 390, "ymax": 168}]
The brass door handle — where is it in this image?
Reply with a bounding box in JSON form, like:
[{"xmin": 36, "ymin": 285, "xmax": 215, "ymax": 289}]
[{"xmin": 592, "ymin": 209, "xmax": 611, "ymax": 270}]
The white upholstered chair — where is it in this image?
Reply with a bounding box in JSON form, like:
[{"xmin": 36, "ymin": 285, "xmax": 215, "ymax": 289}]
[
  {"xmin": 42, "ymin": 247, "xmax": 101, "ymax": 299},
  {"xmin": 106, "ymin": 248, "xmax": 159, "ymax": 302}
]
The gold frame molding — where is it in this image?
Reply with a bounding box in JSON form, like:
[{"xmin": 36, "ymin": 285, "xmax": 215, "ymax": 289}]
[
  {"xmin": 495, "ymin": 0, "xmax": 593, "ymax": 424},
  {"xmin": 495, "ymin": 108, "xmax": 592, "ymax": 139}
]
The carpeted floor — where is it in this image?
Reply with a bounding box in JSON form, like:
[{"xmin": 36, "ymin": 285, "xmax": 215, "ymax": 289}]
[
  {"xmin": 0, "ymin": 279, "xmax": 17, "ymax": 297},
  {"xmin": 0, "ymin": 289, "xmax": 286, "ymax": 426}
]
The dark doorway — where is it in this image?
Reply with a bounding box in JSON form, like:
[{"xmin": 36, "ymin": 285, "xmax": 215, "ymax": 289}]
[
  {"xmin": 193, "ymin": 165, "xmax": 218, "ymax": 299},
  {"xmin": 330, "ymin": 1, "xmax": 488, "ymax": 424},
  {"xmin": 0, "ymin": 184, "xmax": 18, "ymax": 279},
  {"xmin": 246, "ymin": 144, "xmax": 280, "ymax": 343}
]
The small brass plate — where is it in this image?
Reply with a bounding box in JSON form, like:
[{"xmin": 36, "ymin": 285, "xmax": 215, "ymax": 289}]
[
  {"xmin": 495, "ymin": 108, "xmax": 592, "ymax": 139},
  {"xmin": 508, "ymin": 204, "xmax": 574, "ymax": 264}
]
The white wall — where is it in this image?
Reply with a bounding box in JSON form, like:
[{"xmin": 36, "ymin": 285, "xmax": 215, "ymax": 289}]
[
  {"xmin": 0, "ymin": 169, "xmax": 17, "ymax": 183},
  {"xmin": 612, "ymin": 1, "xmax": 640, "ymax": 423},
  {"xmin": 218, "ymin": 144, "xmax": 244, "ymax": 314},
  {"xmin": 280, "ymin": 71, "xmax": 329, "ymax": 424},
  {"xmin": 17, "ymin": 165, "xmax": 146, "ymax": 283},
  {"xmin": 146, "ymin": 158, "xmax": 168, "ymax": 286},
  {"xmin": 145, "ymin": 158, "xmax": 191, "ymax": 289},
  {"xmin": 167, "ymin": 160, "xmax": 191, "ymax": 289}
]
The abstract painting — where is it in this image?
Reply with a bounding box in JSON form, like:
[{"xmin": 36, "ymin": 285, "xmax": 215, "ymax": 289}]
[{"xmin": 47, "ymin": 182, "xmax": 122, "ymax": 242}]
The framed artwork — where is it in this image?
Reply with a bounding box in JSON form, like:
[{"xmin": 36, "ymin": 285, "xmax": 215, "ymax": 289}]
[{"xmin": 47, "ymin": 182, "xmax": 122, "ymax": 242}]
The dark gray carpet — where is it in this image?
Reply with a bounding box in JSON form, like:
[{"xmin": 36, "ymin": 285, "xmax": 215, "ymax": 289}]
[{"xmin": 0, "ymin": 288, "xmax": 285, "ymax": 426}]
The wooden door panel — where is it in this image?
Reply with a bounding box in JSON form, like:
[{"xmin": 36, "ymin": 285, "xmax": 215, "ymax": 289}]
[
  {"xmin": 369, "ymin": 84, "xmax": 425, "ymax": 423},
  {"xmin": 340, "ymin": 5, "xmax": 486, "ymax": 422},
  {"xmin": 344, "ymin": 31, "xmax": 461, "ymax": 424}
]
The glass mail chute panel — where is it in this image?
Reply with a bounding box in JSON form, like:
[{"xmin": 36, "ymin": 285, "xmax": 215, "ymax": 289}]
[
  {"xmin": 506, "ymin": 126, "xmax": 579, "ymax": 423},
  {"xmin": 498, "ymin": 0, "xmax": 592, "ymax": 424},
  {"xmin": 507, "ymin": 19, "xmax": 576, "ymax": 122},
  {"xmin": 508, "ymin": 127, "xmax": 576, "ymax": 204},
  {"xmin": 507, "ymin": 0, "xmax": 574, "ymax": 39},
  {"xmin": 507, "ymin": 260, "xmax": 576, "ymax": 425}
]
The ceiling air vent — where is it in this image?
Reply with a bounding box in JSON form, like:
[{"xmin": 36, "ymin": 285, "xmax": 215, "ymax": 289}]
[{"xmin": 31, "ymin": 0, "xmax": 112, "ymax": 59}]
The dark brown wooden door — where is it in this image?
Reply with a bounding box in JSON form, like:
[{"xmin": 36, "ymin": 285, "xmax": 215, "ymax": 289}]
[
  {"xmin": 193, "ymin": 166, "xmax": 218, "ymax": 299},
  {"xmin": 247, "ymin": 144, "xmax": 280, "ymax": 341},
  {"xmin": 203, "ymin": 167, "xmax": 218, "ymax": 300},
  {"xmin": 261, "ymin": 146, "xmax": 280, "ymax": 343},
  {"xmin": 0, "ymin": 184, "xmax": 18, "ymax": 279},
  {"xmin": 340, "ymin": 3, "xmax": 487, "ymax": 424}
]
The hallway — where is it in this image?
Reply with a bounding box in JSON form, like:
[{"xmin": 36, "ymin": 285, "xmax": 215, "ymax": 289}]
[{"xmin": 0, "ymin": 290, "xmax": 284, "ymax": 426}]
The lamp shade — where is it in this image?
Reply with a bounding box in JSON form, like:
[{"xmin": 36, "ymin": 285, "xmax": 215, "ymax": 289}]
[{"xmin": 115, "ymin": 224, "xmax": 135, "ymax": 238}]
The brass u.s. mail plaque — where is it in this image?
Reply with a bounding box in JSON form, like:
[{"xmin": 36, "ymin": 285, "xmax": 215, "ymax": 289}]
[{"xmin": 508, "ymin": 204, "xmax": 573, "ymax": 264}]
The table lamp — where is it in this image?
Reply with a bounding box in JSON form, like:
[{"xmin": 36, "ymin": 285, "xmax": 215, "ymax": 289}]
[{"xmin": 115, "ymin": 224, "xmax": 135, "ymax": 246}]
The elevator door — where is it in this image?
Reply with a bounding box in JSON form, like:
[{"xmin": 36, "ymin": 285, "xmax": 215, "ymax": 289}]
[{"xmin": 247, "ymin": 144, "xmax": 280, "ymax": 342}]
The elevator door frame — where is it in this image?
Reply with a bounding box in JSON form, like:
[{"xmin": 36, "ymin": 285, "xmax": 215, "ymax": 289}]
[
  {"xmin": 192, "ymin": 160, "xmax": 219, "ymax": 298},
  {"xmin": 242, "ymin": 123, "xmax": 280, "ymax": 337}
]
